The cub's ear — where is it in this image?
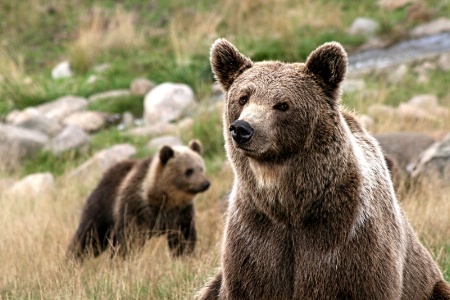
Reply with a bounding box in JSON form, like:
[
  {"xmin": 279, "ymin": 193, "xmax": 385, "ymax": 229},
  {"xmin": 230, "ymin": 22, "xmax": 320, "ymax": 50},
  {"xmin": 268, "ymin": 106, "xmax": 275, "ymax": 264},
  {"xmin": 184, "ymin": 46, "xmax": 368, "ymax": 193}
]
[
  {"xmin": 305, "ymin": 42, "xmax": 347, "ymax": 92},
  {"xmin": 159, "ymin": 145, "xmax": 174, "ymax": 165},
  {"xmin": 188, "ymin": 139, "xmax": 203, "ymax": 155},
  {"xmin": 210, "ymin": 38, "xmax": 253, "ymax": 91}
]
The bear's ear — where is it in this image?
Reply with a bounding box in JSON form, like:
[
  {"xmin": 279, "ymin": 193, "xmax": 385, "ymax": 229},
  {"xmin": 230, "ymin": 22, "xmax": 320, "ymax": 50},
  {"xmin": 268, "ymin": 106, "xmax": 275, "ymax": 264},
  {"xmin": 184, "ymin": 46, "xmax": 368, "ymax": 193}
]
[
  {"xmin": 305, "ymin": 42, "xmax": 347, "ymax": 91},
  {"xmin": 188, "ymin": 139, "xmax": 203, "ymax": 155},
  {"xmin": 159, "ymin": 145, "xmax": 174, "ymax": 165},
  {"xmin": 210, "ymin": 38, "xmax": 253, "ymax": 91}
]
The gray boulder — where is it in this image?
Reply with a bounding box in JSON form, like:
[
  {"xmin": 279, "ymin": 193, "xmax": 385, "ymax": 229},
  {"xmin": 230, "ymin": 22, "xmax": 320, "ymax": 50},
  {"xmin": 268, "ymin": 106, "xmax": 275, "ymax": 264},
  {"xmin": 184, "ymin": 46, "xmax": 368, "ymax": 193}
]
[
  {"xmin": 144, "ymin": 82, "xmax": 196, "ymax": 125},
  {"xmin": 70, "ymin": 143, "xmax": 136, "ymax": 183},
  {"xmin": 16, "ymin": 113, "xmax": 63, "ymax": 138},
  {"xmin": 0, "ymin": 124, "xmax": 49, "ymax": 167},
  {"xmin": 410, "ymin": 133, "xmax": 450, "ymax": 182},
  {"xmin": 374, "ymin": 132, "xmax": 435, "ymax": 172},
  {"xmin": 48, "ymin": 125, "xmax": 90, "ymax": 155}
]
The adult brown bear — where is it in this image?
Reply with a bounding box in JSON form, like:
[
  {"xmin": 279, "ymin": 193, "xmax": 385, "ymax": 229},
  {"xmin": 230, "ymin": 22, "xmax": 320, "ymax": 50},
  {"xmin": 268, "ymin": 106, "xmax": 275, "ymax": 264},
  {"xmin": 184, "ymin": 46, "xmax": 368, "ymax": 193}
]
[{"xmin": 199, "ymin": 39, "xmax": 450, "ymax": 300}]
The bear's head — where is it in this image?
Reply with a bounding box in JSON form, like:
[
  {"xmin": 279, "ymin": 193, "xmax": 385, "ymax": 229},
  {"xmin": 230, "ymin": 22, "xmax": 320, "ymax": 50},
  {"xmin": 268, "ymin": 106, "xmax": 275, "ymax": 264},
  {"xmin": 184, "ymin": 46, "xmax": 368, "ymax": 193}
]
[
  {"xmin": 157, "ymin": 139, "xmax": 210, "ymax": 196},
  {"xmin": 210, "ymin": 38, "xmax": 348, "ymax": 163}
]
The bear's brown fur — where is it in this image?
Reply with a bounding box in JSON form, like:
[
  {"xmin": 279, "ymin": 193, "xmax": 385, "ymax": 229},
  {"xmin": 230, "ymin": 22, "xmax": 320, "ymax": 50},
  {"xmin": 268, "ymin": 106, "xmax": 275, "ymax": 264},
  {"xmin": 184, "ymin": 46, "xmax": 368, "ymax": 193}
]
[
  {"xmin": 199, "ymin": 39, "xmax": 450, "ymax": 299},
  {"xmin": 68, "ymin": 140, "xmax": 210, "ymax": 260}
]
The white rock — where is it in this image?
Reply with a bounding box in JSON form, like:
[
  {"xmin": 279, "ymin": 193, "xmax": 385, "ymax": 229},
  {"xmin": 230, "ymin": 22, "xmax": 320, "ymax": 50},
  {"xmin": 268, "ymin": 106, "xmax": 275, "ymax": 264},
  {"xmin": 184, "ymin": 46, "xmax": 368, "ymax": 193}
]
[
  {"xmin": 51, "ymin": 61, "xmax": 73, "ymax": 79},
  {"xmin": 16, "ymin": 113, "xmax": 63, "ymax": 137},
  {"xmin": 63, "ymin": 111, "xmax": 108, "ymax": 133},
  {"xmin": 7, "ymin": 173, "xmax": 55, "ymax": 198},
  {"xmin": 122, "ymin": 112, "xmax": 135, "ymax": 129},
  {"xmin": 147, "ymin": 136, "xmax": 183, "ymax": 151},
  {"xmin": 144, "ymin": 82, "xmax": 196, "ymax": 125},
  {"xmin": 410, "ymin": 17, "xmax": 450, "ymax": 37},
  {"xmin": 387, "ymin": 64, "xmax": 408, "ymax": 84},
  {"xmin": 348, "ymin": 17, "xmax": 380, "ymax": 37},
  {"xmin": 36, "ymin": 95, "xmax": 88, "ymax": 122},
  {"xmin": 88, "ymin": 89, "xmax": 131, "ymax": 102}
]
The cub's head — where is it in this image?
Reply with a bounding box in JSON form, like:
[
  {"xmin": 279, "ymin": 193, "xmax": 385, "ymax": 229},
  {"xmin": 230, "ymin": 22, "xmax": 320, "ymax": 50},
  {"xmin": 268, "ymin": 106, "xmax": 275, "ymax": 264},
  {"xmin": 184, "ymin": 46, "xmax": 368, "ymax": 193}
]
[
  {"xmin": 158, "ymin": 140, "xmax": 210, "ymax": 195},
  {"xmin": 210, "ymin": 38, "xmax": 347, "ymax": 162}
]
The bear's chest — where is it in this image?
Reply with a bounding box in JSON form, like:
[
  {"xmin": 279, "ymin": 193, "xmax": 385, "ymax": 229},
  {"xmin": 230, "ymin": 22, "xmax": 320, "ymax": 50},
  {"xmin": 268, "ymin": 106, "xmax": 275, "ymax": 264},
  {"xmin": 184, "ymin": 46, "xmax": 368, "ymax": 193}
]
[{"xmin": 223, "ymin": 206, "xmax": 387, "ymax": 299}]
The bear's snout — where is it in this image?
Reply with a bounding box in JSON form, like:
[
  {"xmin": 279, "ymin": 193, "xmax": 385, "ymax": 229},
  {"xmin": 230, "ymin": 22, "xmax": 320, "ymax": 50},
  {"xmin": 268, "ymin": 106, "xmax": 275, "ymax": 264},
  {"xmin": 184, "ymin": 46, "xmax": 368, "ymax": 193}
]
[{"xmin": 230, "ymin": 120, "xmax": 254, "ymax": 145}]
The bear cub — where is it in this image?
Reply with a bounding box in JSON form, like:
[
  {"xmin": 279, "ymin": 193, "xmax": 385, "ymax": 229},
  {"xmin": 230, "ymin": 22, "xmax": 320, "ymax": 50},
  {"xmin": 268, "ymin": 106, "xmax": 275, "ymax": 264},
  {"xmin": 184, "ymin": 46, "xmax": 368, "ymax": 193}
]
[
  {"xmin": 68, "ymin": 140, "xmax": 210, "ymax": 261},
  {"xmin": 199, "ymin": 39, "xmax": 450, "ymax": 299}
]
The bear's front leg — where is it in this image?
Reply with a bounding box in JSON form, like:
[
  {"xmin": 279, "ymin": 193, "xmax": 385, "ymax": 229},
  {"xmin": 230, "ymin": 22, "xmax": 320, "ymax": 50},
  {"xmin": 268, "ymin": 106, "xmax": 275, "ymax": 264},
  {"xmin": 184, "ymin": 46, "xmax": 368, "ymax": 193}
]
[
  {"xmin": 167, "ymin": 204, "xmax": 197, "ymax": 256},
  {"xmin": 198, "ymin": 272, "xmax": 222, "ymax": 300}
]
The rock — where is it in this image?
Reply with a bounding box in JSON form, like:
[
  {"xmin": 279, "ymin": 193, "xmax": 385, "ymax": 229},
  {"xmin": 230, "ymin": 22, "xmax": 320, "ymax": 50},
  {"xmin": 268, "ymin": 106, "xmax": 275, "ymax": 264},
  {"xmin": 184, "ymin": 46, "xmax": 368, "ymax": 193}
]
[
  {"xmin": 130, "ymin": 78, "xmax": 155, "ymax": 96},
  {"xmin": 378, "ymin": 0, "xmax": 414, "ymax": 10},
  {"xmin": 6, "ymin": 108, "xmax": 40, "ymax": 125},
  {"xmin": 210, "ymin": 82, "xmax": 225, "ymax": 103},
  {"xmin": 7, "ymin": 172, "xmax": 55, "ymax": 198},
  {"xmin": 63, "ymin": 111, "xmax": 109, "ymax": 133},
  {"xmin": 88, "ymin": 89, "xmax": 131, "ymax": 102},
  {"xmin": 407, "ymin": 94, "xmax": 449, "ymax": 118},
  {"xmin": 438, "ymin": 53, "xmax": 450, "ymax": 72},
  {"xmin": 147, "ymin": 135, "xmax": 183, "ymax": 151},
  {"xmin": 126, "ymin": 123, "xmax": 178, "ymax": 137},
  {"xmin": 407, "ymin": 94, "xmax": 439, "ymax": 110},
  {"xmin": 144, "ymin": 82, "xmax": 196, "ymax": 125},
  {"xmin": 86, "ymin": 75, "xmax": 98, "ymax": 84},
  {"xmin": 396, "ymin": 103, "xmax": 436, "ymax": 122},
  {"xmin": 92, "ymin": 63, "xmax": 110, "ymax": 73},
  {"xmin": 16, "ymin": 112, "xmax": 63, "ymax": 137},
  {"xmin": 410, "ymin": 17, "xmax": 450, "ymax": 37},
  {"xmin": 0, "ymin": 124, "xmax": 49, "ymax": 167},
  {"xmin": 342, "ymin": 79, "xmax": 365, "ymax": 94},
  {"xmin": 70, "ymin": 143, "xmax": 136, "ymax": 182},
  {"xmin": 410, "ymin": 133, "xmax": 450, "ymax": 182},
  {"xmin": 122, "ymin": 112, "xmax": 135, "ymax": 129},
  {"xmin": 48, "ymin": 125, "xmax": 90, "ymax": 154},
  {"xmin": 35, "ymin": 95, "xmax": 88, "ymax": 122},
  {"xmin": 348, "ymin": 17, "xmax": 380, "ymax": 37},
  {"xmin": 374, "ymin": 132, "xmax": 435, "ymax": 172},
  {"xmin": 51, "ymin": 60, "xmax": 73, "ymax": 79}
]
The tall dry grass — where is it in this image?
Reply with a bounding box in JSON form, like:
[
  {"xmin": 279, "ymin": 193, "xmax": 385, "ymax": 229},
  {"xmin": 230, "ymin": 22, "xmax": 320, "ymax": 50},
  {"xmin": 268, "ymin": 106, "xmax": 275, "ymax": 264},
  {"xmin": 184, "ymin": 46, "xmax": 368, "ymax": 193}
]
[
  {"xmin": 69, "ymin": 6, "xmax": 144, "ymax": 72},
  {"xmin": 168, "ymin": 0, "xmax": 344, "ymax": 66},
  {"xmin": 1, "ymin": 147, "xmax": 449, "ymax": 298},
  {"xmin": 0, "ymin": 164, "xmax": 231, "ymax": 299}
]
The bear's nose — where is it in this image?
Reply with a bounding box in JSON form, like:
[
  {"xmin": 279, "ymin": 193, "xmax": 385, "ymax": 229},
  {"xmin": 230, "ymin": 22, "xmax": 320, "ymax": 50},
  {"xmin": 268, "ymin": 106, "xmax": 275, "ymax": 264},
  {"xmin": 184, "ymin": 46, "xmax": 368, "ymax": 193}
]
[{"xmin": 230, "ymin": 120, "xmax": 254, "ymax": 145}]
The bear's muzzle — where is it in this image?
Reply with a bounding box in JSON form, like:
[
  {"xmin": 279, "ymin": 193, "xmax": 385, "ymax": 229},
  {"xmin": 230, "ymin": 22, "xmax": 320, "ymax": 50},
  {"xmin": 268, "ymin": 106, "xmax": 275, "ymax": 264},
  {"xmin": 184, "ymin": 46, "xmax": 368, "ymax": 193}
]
[{"xmin": 230, "ymin": 120, "xmax": 254, "ymax": 145}]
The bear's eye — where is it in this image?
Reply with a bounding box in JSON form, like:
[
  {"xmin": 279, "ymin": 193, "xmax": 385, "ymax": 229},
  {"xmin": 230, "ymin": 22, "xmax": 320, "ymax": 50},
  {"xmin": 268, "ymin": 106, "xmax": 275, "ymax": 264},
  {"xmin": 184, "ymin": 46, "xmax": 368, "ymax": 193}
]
[
  {"xmin": 238, "ymin": 95, "xmax": 249, "ymax": 106},
  {"xmin": 185, "ymin": 168, "xmax": 194, "ymax": 177},
  {"xmin": 273, "ymin": 102, "xmax": 289, "ymax": 111}
]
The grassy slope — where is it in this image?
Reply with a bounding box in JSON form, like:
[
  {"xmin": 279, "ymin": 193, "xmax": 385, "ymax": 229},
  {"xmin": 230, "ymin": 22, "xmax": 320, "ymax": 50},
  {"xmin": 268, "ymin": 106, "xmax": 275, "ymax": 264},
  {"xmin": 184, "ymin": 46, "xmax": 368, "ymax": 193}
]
[{"xmin": 0, "ymin": 0, "xmax": 449, "ymax": 298}]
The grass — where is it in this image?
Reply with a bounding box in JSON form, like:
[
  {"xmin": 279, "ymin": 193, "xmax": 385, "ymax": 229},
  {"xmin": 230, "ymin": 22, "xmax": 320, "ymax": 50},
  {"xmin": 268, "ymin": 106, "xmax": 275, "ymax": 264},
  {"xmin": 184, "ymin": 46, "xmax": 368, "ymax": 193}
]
[{"xmin": 1, "ymin": 0, "xmax": 450, "ymax": 298}]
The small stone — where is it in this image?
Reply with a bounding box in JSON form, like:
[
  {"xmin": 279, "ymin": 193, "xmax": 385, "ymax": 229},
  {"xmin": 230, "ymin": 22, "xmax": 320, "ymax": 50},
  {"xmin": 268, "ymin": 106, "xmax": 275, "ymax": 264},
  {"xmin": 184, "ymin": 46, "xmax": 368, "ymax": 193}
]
[
  {"xmin": 342, "ymin": 79, "xmax": 365, "ymax": 94},
  {"xmin": 387, "ymin": 64, "xmax": 408, "ymax": 84},
  {"xmin": 63, "ymin": 111, "xmax": 108, "ymax": 133},
  {"xmin": 348, "ymin": 17, "xmax": 380, "ymax": 37},
  {"xmin": 438, "ymin": 53, "xmax": 450, "ymax": 72},
  {"xmin": 88, "ymin": 89, "xmax": 132, "ymax": 102},
  {"xmin": 410, "ymin": 17, "xmax": 450, "ymax": 37},
  {"xmin": 51, "ymin": 61, "xmax": 73, "ymax": 79},
  {"xmin": 48, "ymin": 125, "xmax": 90, "ymax": 154},
  {"xmin": 7, "ymin": 172, "xmax": 55, "ymax": 198},
  {"xmin": 130, "ymin": 78, "xmax": 155, "ymax": 96}
]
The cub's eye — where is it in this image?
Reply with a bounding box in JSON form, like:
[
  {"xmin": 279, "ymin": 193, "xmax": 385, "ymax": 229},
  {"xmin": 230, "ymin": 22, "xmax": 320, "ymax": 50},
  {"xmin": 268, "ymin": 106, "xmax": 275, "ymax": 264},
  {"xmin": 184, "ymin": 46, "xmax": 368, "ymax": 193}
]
[
  {"xmin": 273, "ymin": 102, "xmax": 289, "ymax": 111},
  {"xmin": 239, "ymin": 95, "xmax": 249, "ymax": 106},
  {"xmin": 185, "ymin": 168, "xmax": 194, "ymax": 177}
]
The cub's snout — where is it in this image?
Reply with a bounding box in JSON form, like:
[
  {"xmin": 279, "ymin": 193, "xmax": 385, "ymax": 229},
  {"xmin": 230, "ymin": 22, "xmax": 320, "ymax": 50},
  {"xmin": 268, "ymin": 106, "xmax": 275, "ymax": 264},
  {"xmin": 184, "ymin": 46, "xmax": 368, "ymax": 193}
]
[{"xmin": 230, "ymin": 120, "xmax": 254, "ymax": 145}]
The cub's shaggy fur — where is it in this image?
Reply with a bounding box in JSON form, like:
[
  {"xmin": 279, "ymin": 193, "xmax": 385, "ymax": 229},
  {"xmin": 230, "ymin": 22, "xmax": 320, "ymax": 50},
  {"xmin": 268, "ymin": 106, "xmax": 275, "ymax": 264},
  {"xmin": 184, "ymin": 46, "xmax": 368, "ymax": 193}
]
[
  {"xmin": 68, "ymin": 140, "xmax": 210, "ymax": 260},
  {"xmin": 199, "ymin": 39, "xmax": 450, "ymax": 299}
]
